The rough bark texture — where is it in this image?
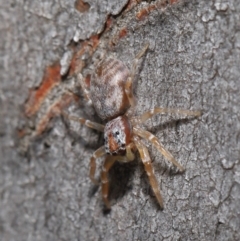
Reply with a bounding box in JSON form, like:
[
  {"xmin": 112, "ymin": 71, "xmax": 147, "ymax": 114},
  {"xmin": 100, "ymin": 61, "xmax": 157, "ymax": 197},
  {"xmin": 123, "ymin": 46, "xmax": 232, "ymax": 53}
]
[{"xmin": 1, "ymin": 0, "xmax": 240, "ymax": 240}]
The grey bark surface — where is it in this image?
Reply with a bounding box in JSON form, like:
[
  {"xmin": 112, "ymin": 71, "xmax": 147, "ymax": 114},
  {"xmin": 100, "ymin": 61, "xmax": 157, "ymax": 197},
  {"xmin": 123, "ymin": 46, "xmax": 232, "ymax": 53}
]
[{"xmin": 1, "ymin": 0, "xmax": 240, "ymax": 240}]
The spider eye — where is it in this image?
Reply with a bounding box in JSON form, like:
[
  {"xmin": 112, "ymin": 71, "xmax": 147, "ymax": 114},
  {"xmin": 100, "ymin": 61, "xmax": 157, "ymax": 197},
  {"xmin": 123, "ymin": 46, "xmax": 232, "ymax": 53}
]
[{"xmin": 115, "ymin": 131, "xmax": 119, "ymax": 135}]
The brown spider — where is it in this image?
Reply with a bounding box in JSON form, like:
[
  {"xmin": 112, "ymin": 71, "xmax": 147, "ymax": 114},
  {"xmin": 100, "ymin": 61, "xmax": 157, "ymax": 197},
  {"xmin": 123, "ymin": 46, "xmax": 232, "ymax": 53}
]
[{"xmin": 63, "ymin": 43, "xmax": 201, "ymax": 209}]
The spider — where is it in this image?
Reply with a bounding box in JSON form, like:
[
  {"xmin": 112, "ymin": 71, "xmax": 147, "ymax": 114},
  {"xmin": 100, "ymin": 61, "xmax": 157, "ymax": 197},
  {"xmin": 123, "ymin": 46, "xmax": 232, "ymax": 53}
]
[{"xmin": 63, "ymin": 43, "xmax": 201, "ymax": 209}]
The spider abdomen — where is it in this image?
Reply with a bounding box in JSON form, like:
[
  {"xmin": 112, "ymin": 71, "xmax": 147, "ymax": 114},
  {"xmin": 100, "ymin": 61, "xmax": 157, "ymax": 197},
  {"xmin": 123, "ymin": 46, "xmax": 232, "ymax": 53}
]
[{"xmin": 90, "ymin": 58, "xmax": 130, "ymax": 121}]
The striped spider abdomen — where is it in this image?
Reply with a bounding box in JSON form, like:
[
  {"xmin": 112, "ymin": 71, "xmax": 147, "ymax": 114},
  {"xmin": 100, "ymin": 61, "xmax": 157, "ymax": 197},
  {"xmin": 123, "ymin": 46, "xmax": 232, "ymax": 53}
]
[{"xmin": 90, "ymin": 58, "xmax": 131, "ymax": 121}]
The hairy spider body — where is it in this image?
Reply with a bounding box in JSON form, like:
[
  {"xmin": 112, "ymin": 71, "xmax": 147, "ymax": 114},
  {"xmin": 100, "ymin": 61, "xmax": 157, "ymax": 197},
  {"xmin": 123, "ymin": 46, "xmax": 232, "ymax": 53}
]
[
  {"xmin": 90, "ymin": 58, "xmax": 131, "ymax": 121},
  {"xmin": 64, "ymin": 43, "xmax": 201, "ymax": 209}
]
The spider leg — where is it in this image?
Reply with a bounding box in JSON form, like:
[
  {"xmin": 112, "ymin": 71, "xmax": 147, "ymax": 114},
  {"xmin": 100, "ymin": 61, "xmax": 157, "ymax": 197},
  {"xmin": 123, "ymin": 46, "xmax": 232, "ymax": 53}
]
[
  {"xmin": 125, "ymin": 77, "xmax": 137, "ymax": 108},
  {"xmin": 101, "ymin": 143, "xmax": 136, "ymax": 208},
  {"xmin": 133, "ymin": 136, "xmax": 164, "ymax": 208},
  {"xmin": 89, "ymin": 146, "xmax": 106, "ymax": 184},
  {"xmin": 62, "ymin": 111, "xmax": 104, "ymax": 132},
  {"xmin": 77, "ymin": 73, "xmax": 92, "ymax": 105},
  {"xmin": 131, "ymin": 107, "xmax": 201, "ymax": 126},
  {"xmin": 131, "ymin": 42, "xmax": 149, "ymax": 75},
  {"xmin": 126, "ymin": 43, "xmax": 149, "ymax": 113},
  {"xmin": 126, "ymin": 142, "xmax": 135, "ymax": 161},
  {"xmin": 133, "ymin": 127, "xmax": 184, "ymax": 172},
  {"xmin": 101, "ymin": 155, "xmax": 117, "ymax": 209}
]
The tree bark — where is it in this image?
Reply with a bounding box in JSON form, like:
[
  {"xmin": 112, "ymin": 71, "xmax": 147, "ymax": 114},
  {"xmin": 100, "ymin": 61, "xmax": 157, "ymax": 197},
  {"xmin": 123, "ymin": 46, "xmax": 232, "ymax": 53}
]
[{"xmin": 1, "ymin": 0, "xmax": 240, "ymax": 240}]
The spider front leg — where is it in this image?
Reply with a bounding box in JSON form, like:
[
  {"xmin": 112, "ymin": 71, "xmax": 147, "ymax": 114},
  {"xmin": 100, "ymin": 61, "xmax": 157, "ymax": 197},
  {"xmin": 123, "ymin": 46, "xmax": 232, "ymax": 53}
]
[
  {"xmin": 101, "ymin": 144, "xmax": 135, "ymax": 209},
  {"xmin": 126, "ymin": 43, "xmax": 149, "ymax": 112},
  {"xmin": 62, "ymin": 111, "xmax": 104, "ymax": 132},
  {"xmin": 101, "ymin": 155, "xmax": 117, "ymax": 209},
  {"xmin": 90, "ymin": 146, "xmax": 106, "ymax": 184},
  {"xmin": 133, "ymin": 136, "xmax": 164, "ymax": 208},
  {"xmin": 133, "ymin": 127, "xmax": 184, "ymax": 172}
]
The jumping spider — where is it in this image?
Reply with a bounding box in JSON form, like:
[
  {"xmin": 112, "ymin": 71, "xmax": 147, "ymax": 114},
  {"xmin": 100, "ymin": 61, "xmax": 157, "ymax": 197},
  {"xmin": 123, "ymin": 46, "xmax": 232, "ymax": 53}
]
[{"xmin": 63, "ymin": 43, "xmax": 201, "ymax": 209}]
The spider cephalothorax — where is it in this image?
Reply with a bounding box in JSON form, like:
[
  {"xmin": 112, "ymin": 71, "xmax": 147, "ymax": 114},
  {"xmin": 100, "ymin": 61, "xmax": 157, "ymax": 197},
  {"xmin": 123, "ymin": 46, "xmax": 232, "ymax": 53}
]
[
  {"xmin": 64, "ymin": 43, "xmax": 201, "ymax": 209},
  {"xmin": 104, "ymin": 115, "xmax": 132, "ymax": 156}
]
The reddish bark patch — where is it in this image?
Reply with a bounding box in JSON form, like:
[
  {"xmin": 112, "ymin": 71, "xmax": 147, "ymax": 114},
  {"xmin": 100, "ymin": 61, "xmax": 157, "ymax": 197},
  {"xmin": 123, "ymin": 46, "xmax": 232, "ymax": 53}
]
[
  {"xmin": 75, "ymin": 0, "xmax": 90, "ymax": 13},
  {"xmin": 85, "ymin": 74, "xmax": 91, "ymax": 88},
  {"xmin": 119, "ymin": 27, "xmax": 128, "ymax": 39},
  {"xmin": 109, "ymin": 27, "xmax": 128, "ymax": 48},
  {"xmin": 35, "ymin": 93, "xmax": 78, "ymax": 135},
  {"xmin": 69, "ymin": 35, "xmax": 100, "ymax": 76},
  {"xmin": 105, "ymin": 17, "xmax": 113, "ymax": 32},
  {"xmin": 25, "ymin": 63, "xmax": 61, "ymax": 117},
  {"xmin": 170, "ymin": 0, "xmax": 178, "ymax": 4},
  {"xmin": 124, "ymin": 0, "xmax": 139, "ymax": 13},
  {"xmin": 136, "ymin": 1, "xmax": 169, "ymax": 21},
  {"xmin": 136, "ymin": 8, "xmax": 150, "ymax": 21},
  {"xmin": 17, "ymin": 128, "xmax": 26, "ymax": 138},
  {"xmin": 25, "ymin": 34, "xmax": 99, "ymax": 121}
]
